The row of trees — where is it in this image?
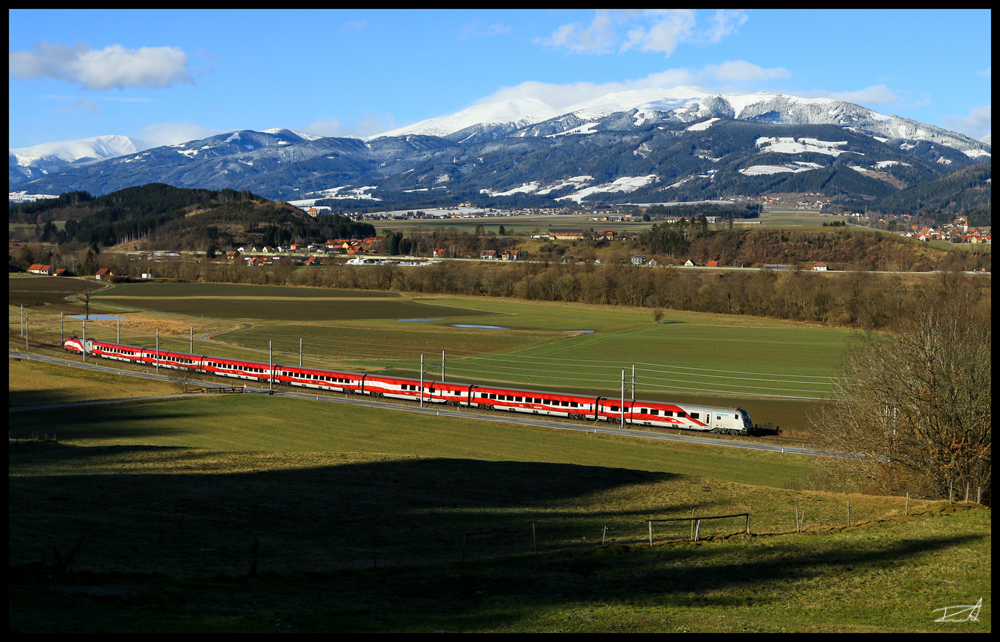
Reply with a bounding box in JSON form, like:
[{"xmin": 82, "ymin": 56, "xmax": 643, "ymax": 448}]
[{"xmin": 171, "ymin": 252, "xmax": 989, "ymax": 332}]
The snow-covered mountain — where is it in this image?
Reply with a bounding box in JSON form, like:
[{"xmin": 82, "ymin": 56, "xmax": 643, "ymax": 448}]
[
  {"xmin": 10, "ymin": 87, "xmax": 990, "ymax": 209},
  {"xmin": 372, "ymin": 97, "xmax": 561, "ymax": 141},
  {"xmin": 369, "ymin": 87, "xmax": 990, "ymax": 159},
  {"xmin": 9, "ymin": 134, "xmax": 146, "ymax": 182}
]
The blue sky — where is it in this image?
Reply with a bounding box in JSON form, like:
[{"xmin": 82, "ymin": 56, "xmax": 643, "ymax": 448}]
[{"xmin": 8, "ymin": 9, "xmax": 992, "ymax": 149}]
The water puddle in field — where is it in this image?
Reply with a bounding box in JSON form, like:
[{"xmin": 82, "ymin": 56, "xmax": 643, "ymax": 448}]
[
  {"xmin": 66, "ymin": 315, "xmax": 128, "ymax": 321},
  {"xmin": 451, "ymin": 324, "xmax": 512, "ymax": 330},
  {"xmin": 397, "ymin": 318, "xmax": 444, "ymax": 322}
]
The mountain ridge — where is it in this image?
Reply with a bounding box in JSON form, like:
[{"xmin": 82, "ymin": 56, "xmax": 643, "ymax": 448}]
[{"xmin": 10, "ymin": 88, "xmax": 991, "ymax": 214}]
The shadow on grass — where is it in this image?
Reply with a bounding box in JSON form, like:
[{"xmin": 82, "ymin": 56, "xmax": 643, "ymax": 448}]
[
  {"xmin": 11, "ymin": 441, "xmax": 691, "ymax": 576},
  {"xmin": 9, "ymin": 401, "xmax": 204, "ymax": 442}
]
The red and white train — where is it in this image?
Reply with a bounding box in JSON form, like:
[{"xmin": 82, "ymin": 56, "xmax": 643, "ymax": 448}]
[{"xmin": 63, "ymin": 336, "xmax": 756, "ymax": 435}]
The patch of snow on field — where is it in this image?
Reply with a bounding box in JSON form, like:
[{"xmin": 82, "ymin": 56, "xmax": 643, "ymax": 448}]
[
  {"xmin": 686, "ymin": 118, "xmax": 720, "ymax": 132},
  {"xmin": 556, "ymin": 175, "xmax": 657, "ymax": 202},
  {"xmin": 739, "ymin": 162, "xmax": 823, "ymax": 176},
  {"xmin": 482, "ymin": 182, "xmax": 540, "ymax": 197},
  {"xmin": 302, "ymin": 185, "xmax": 380, "ymax": 201},
  {"xmin": 756, "ymin": 136, "xmax": 856, "ymax": 157},
  {"xmin": 875, "ymin": 160, "xmax": 911, "ymax": 168},
  {"xmin": 546, "ymin": 121, "xmax": 599, "ymax": 137},
  {"xmin": 964, "ymin": 148, "xmax": 991, "ymax": 158},
  {"xmin": 536, "ymin": 175, "xmax": 593, "ymax": 195}
]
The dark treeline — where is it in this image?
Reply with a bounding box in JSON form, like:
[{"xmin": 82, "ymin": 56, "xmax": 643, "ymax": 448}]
[
  {"xmin": 644, "ymin": 202, "xmax": 762, "ymax": 220},
  {"xmin": 9, "ymin": 183, "xmax": 376, "ymax": 251},
  {"xmin": 181, "ymin": 254, "xmax": 990, "ymax": 332}
]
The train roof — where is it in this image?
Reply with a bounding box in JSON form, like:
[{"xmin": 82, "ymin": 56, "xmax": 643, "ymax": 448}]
[{"xmin": 91, "ymin": 339, "xmax": 146, "ymax": 351}]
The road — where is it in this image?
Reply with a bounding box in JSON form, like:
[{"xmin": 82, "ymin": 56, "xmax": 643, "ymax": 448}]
[{"xmin": 9, "ymin": 349, "xmax": 827, "ymax": 457}]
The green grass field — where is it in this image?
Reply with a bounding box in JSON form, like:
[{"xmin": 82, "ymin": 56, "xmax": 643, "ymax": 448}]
[
  {"xmin": 12, "ymin": 276, "xmax": 853, "ymax": 437},
  {"xmin": 96, "ymin": 282, "xmax": 405, "ymax": 298},
  {"xmin": 9, "ymin": 389, "xmax": 990, "ymax": 632},
  {"xmin": 9, "ymin": 357, "xmax": 181, "ymax": 407}
]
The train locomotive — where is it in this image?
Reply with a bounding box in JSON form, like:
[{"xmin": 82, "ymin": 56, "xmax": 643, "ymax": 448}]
[{"xmin": 63, "ymin": 336, "xmax": 755, "ymax": 435}]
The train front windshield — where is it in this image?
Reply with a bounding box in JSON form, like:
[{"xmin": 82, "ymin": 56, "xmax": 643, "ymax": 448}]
[{"xmin": 740, "ymin": 409, "xmax": 753, "ymax": 429}]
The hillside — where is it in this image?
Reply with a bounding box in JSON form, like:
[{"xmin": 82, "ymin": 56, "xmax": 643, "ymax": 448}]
[
  {"xmin": 8, "ymin": 183, "xmax": 375, "ymax": 251},
  {"xmin": 872, "ymin": 162, "xmax": 991, "ymax": 222}
]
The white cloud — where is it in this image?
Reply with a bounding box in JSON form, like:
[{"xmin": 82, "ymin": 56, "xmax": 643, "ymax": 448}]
[
  {"xmin": 704, "ymin": 60, "xmax": 789, "ymax": 82},
  {"xmin": 474, "ymin": 62, "xmax": 791, "ymax": 112},
  {"xmin": 942, "ymin": 104, "xmax": 991, "ymax": 140},
  {"xmin": 460, "ymin": 22, "xmax": 513, "ymax": 39},
  {"xmin": 800, "ymin": 84, "xmax": 900, "ymax": 105},
  {"xmin": 343, "ymin": 20, "xmax": 367, "ymax": 33},
  {"xmin": 133, "ymin": 121, "xmax": 222, "ymax": 148},
  {"xmin": 544, "ymin": 9, "xmax": 746, "ymax": 56},
  {"xmin": 10, "ymin": 41, "xmax": 195, "ymax": 90},
  {"xmin": 977, "ymin": 66, "xmax": 991, "ymax": 77},
  {"xmin": 629, "ymin": 10, "xmax": 696, "ymax": 54},
  {"xmin": 546, "ymin": 9, "xmax": 622, "ymax": 54},
  {"xmin": 304, "ymin": 112, "xmax": 397, "ymax": 139},
  {"xmin": 705, "ymin": 10, "xmax": 749, "ymax": 44},
  {"xmin": 58, "ymin": 97, "xmax": 100, "ymax": 116}
]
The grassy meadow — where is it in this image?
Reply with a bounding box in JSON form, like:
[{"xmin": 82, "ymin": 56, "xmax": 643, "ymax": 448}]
[
  {"xmin": 9, "ymin": 357, "xmax": 181, "ymax": 407},
  {"xmin": 8, "ymin": 275, "xmax": 991, "ymax": 632},
  {"xmin": 9, "ymin": 392, "xmax": 990, "ymax": 632},
  {"xmin": 12, "ymin": 276, "xmax": 852, "ymax": 437}
]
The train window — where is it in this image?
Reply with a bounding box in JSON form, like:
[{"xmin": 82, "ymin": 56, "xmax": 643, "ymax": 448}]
[
  {"xmin": 676, "ymin": 411, "xmax": 684, "ymax": 417},
  {"xmin": 610, "ymin": 405, "xmax": 619, "ymax": 412},
  {"xmin": 664, "ymin": 411, "xmax": 673, "ymax": 417},
  {"xmin": 651, "ymin": 409, "xmax": 659, "ymax": 416},
  {"xmin": 717, "ymin": 416, "xmax": 723, "ymax": 421},
  {"xmin": 690, "ymin": 413, "xmax": 699, "ymax": 419}
]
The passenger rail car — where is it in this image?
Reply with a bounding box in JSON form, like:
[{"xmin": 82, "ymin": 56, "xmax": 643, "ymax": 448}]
[{"xmin": 62, "ymin": 336, "xmax": 755, "ymax": 436}]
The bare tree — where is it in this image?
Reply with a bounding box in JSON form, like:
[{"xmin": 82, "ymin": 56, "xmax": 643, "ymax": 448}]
[
  {"xmin": 814, "ymin": 295, "xmax": 991, "ymax": 504},
  {"xmin": 78, "ymin": 280, "xmax": 102, "ymax": 320}
]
